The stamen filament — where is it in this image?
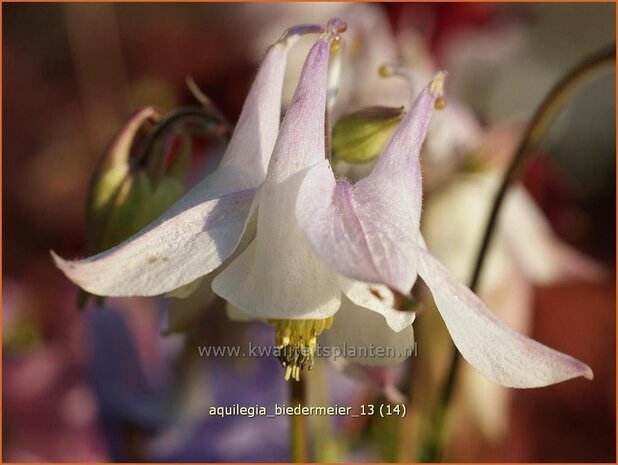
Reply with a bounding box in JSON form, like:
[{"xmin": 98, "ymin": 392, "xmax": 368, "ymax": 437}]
[{"xmin": 379, "ymin": 64, "xmax": 448, "ymax": 110}]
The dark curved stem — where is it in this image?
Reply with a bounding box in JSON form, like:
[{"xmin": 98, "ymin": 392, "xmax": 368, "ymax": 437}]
[
  {"xmin": 186, "ymin": 76, "xmax": 234, "ymax": 129},
  {"xmin": 133, "ymin": 106, "xmax": 230, "ymax": 170},
  {"xmin": 419, "ymin": 44, "xmax": 615, "ymax": 462}
]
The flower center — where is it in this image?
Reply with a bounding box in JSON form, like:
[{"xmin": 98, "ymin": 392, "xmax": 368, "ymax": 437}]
[{"xmin": 268, "ymin": 317, "xmax": 334, "ymax": 381}]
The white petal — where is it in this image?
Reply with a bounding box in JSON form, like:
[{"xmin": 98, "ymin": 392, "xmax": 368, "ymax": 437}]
[
  {"xmin": 211, "ymin": 198, "xmax": 342, "ymax": 320},
  {"xmin": 53, "ymin": 187, "xmax": 256, "ymax": 296},
  {"xmin": 212, "ymin": 39, "xmax": 343, "ymax": 319},
  {"xmin": 324, "ymin": 295, "xmax": 415, "ymax": 366},
  {"xmin": 53, "ymin": 38, "xmax": 291, "ymax": 297},
  {"xmin": 216, "ymin": 42, "xmax": 289, "ymax": 190},
  {"xmin": 268, "ymin": 38, "xmax": 332, "ymax": 181},
  {"xmin": 416, "ymin": 244, "xmax": 594, "ymax": 388},
  {"xmin": 339, "ymin": 278, "xmax": 415, "ymax": 332}
]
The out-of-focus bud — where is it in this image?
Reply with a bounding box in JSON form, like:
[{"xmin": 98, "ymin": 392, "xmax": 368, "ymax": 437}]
[
  {"xmin": 331, "ymin": 106, "xmax": 404, "ymax": 164},
  {"xmin": 86, "ymin": 107, "xmax": 160, "ymax": 253},
  {"xmin": 80, "ymin": 108, "xmax": 193, "ymax": 308}
]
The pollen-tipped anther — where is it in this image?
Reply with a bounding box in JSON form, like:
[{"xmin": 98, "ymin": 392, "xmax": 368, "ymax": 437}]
[
  {"xmin": 378, "ymin": 63, "xmax": 419, "ymax": 95},
  {"xmin": 378, "ymin": 64, "xmax": 394, "ymax": 78},
  {"xmin": 429, "ymin": 70, "xmax": 447, "ymax": 98}
]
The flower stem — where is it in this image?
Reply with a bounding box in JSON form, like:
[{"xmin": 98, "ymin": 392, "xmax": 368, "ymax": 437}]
[
  {"xmin": 418, "ymin": 43, "xmax": 615, "ymax": 462},
  {"xmin": 290, "ymin": 378, "xmax": 308, "ymax": 462},
  {"xmin": 133, "ymin": 106, "xmax": 231, "ymax": 171}
]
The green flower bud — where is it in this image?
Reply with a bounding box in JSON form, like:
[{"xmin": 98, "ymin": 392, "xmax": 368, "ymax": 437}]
[
  {"xmin": 85, "ymin": 107, "xmax": 160, "ymax": 254},
  {"xmin": 331, "ymin": 106, "xmax": 405, "ymax": 164}
]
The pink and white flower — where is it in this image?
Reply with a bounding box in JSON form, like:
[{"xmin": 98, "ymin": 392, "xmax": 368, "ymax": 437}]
[{"xmin": 53, "ymin": 19, "xmax": 592, "ymax": 388}]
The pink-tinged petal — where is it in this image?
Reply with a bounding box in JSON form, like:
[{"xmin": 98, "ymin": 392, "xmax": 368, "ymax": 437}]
[
  {"xmin": 340, "ymin": 278, "xmax": 415, "ymax": 332},
  {"xmin": 297, "ymin": 73, "xmax": 445, "ymax": 293},
  {"xmin": 268, "ymin": 38, "xmax": 332, "ymax": 180},
  {"xmin": 416, "ymin": 244, "xmax": 594, "ymax": 388},
  {"xmin": 52, "ymin": 187, "xmax": 257, "ymax": 297},
  {"xmin": 323, "ymin": 294, "xmax": 415, "ymax": 366},
  {"xmin": 212, "ymin": 37, "xmax": 343, "ymax": 320},
  {"xmin": 216, "ymin": 41, "xmax": 289, "ymax": 190}
]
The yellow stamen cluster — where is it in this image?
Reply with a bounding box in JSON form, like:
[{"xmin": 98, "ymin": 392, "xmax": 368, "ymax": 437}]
[{"xmin": 268, "ymin": 317, "xmax": 334, "ymax": 381}]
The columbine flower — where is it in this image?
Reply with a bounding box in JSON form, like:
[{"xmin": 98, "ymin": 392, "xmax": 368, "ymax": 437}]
[
  {"xmin": 54, "ymin": 18, "xmax": 592, "ymax": 388},
  {"xmin": 210, "ymin": 21, "xmax": 416, "ymax": 381}
]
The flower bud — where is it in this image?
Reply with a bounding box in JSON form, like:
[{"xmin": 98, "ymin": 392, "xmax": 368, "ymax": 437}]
[{"xmin": 331, "ymin": 106, "xmax": 405, "ymax": 164}]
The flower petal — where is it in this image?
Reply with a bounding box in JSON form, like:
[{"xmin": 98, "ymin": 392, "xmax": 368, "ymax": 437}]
[
  {"xmin": 211, "ymin": 222, "xmax": 342, "ymax": 320},
  {"xmin": 323, "ymin": 294, "xmax": 415, "ymax": 366},
  {"xmin": 53, "ymin": 187, "xmax": 257, "ymax": 296},
  {"xmin": 297, "ymin": 74, "xmax": 444, "ymax": 293},
  {"xmin": 268, "ymin": 38, "xmax": 333, "ymax": 180},
  {"xmin": 53, "ymin": 37, "xmax": 293, "ymax": 297},
  {"xmin": 215, "ymin": 41, "xmax": 290, "ymax": 190},
  {"xmin": 212, "ymin": 38, "xmax": 343, "ymax": 319},
  {"xmin": 416, "ymin": 244, "xmax": 594, "ymax": 388},
  {"xmin": 339, "ymin": 278, "xmax": 415, "ymax": 332}
]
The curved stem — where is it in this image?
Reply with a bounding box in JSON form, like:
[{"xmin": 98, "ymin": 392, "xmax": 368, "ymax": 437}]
[
  {"xmin": 186, "ymin": 76, "xmax": 234, "ymax": 129},
  {"xmin": 133, "ymin": 106, "xmax": 230, "ymax": 170},
  {"xmin": 290, "ymin": 379, "xmax": 308, "ymax": 462},
  {"xmin": 418, "ymin": 44, "xmax": 615, "ymax": 462}
]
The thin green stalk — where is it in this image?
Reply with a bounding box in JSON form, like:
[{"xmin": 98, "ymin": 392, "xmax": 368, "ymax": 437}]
[
  {"xmin": 291, "ymin": 378, "xmax": 308, "ymax": 462},
  {"xmin": 418, "ymin": 44, "xmax": 615, "ymax": 462}
]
